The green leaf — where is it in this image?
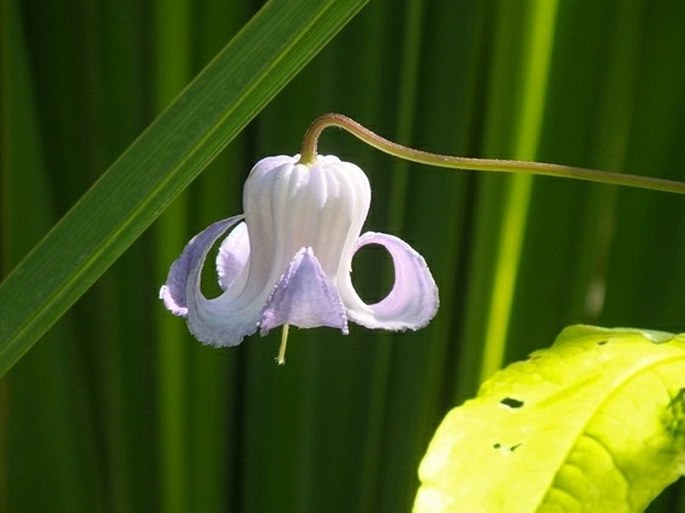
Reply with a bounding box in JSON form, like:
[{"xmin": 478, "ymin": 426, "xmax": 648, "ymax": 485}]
[
  {"xmin": 0, "ymin": 0, "xmax": 368, "ymax": 378},
  {"xmin": 414, "ymin": 325, "xmax": 685, "ymax": 513}
]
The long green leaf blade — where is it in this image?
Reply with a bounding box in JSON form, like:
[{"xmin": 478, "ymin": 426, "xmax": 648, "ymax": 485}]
[{"xmin": 0, "ymin": 0, "xmax": 368, "ymax": 377}]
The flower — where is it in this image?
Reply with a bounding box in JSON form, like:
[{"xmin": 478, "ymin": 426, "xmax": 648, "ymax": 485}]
[{"xmin": 159, "ymin": 154, "xmax": 439, "ymax": 347}]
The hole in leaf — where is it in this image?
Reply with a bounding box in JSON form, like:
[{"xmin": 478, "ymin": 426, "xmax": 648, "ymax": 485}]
[
  {"xmin": 492, "ymin": 442, "xmax": 522, "ymax": 452},
  {"xmin": 500, "ymin": 397, "xmax": 524, "ymax": 409},
  {"xmin": 597, "ymin": 340, "xmax": 608, "ymax": 346}
]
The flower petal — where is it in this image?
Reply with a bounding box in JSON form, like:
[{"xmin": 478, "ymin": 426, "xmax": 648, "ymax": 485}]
[
  {"xmin": 216, "ymin": 221, "xmax": 250, "ymax": 291},
  {"xmin": 160, "ymin": 217, "xmax": 242, "ymax": 316},
  {"xmin": 160, "ymin": 215, "xmax": 262, "ymax": 347},
  {"xmin": 339, "ymin": 232, "xmax": 439, "ymax": 330},
  {"xmin": 260, "ymin": 247, "xmax": 349, "ymax": 335}
]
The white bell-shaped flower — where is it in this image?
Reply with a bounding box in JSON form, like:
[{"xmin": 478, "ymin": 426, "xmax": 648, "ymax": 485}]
[{"xmin": 160, "ymin": 154, "xmax": 438, "ymax": 347}]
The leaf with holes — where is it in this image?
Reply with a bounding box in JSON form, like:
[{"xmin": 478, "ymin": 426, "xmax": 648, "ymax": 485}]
[{"xmin": 414, "ymin": 325, "xmax": 685, "ymax": 513}]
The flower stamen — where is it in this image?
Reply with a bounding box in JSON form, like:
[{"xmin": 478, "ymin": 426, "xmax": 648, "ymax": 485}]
[{"xmin": 277, "ymin": 323, "xmax": 290, "ymax": 365}]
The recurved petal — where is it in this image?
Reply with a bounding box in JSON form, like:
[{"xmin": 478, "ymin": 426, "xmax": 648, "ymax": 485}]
[
  {"xmin": 160, "ymin": 215, "xmax": 260, "ymax": 347},
  {"xmin": 216, "ymin": 221, "xmax": 250, "ymax": 291},
  {"xmin": 340, "ymin": 232, "xmax": 439, "ymax": 331},
  {"xmin": 260, "ymin": 247, "xmax": 349, "ymax": 336}
]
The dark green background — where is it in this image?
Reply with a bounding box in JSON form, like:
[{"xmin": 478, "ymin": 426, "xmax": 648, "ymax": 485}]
[{"xmin": 2, "ymin": 0, "xmax": 685, "ymax": 511}]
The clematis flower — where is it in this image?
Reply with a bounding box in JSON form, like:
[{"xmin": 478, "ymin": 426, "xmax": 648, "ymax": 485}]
[{"xmin": 159, "ymin": 154, "xmax": 438, "ymax": 348}]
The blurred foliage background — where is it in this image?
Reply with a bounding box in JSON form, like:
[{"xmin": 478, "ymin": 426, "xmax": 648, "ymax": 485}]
[{"xmin": 2, "ymin": 0, "xmax": 685, "ymax": 512}]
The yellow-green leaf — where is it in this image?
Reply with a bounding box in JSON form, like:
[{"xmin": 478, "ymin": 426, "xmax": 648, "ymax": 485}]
[{"xmin": 414, "ymin": 325, "xmax": 685, "ymax": 513}]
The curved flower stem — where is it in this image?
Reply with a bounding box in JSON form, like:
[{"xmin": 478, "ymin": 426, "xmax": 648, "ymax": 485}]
[{"xmin": 299, "ymin": 113, "xmax": 685, "ymax": 195}]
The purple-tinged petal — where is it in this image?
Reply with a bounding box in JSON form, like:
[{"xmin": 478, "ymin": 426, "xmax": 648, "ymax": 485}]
[
  {"xmin": 160, "ymin": 215, "xmax": 263, "ymax": 347},
  {"xmin": 260, "ymin": 247, "xmax": 348, "ymax": 335},
  {"xmin": 160, "ymin": 282, "xmax": 189, "ymax": 317},
  {"xmin": 339, "ymin": 232, "xmax": 439, "ymax": 331},
  {"xmin": 160, "ymin": 216, "xmax": 243, "ymax": 315},
  {"xmin": 216, "ymin": 221, "xmax": 250, "ymax": 291}
]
